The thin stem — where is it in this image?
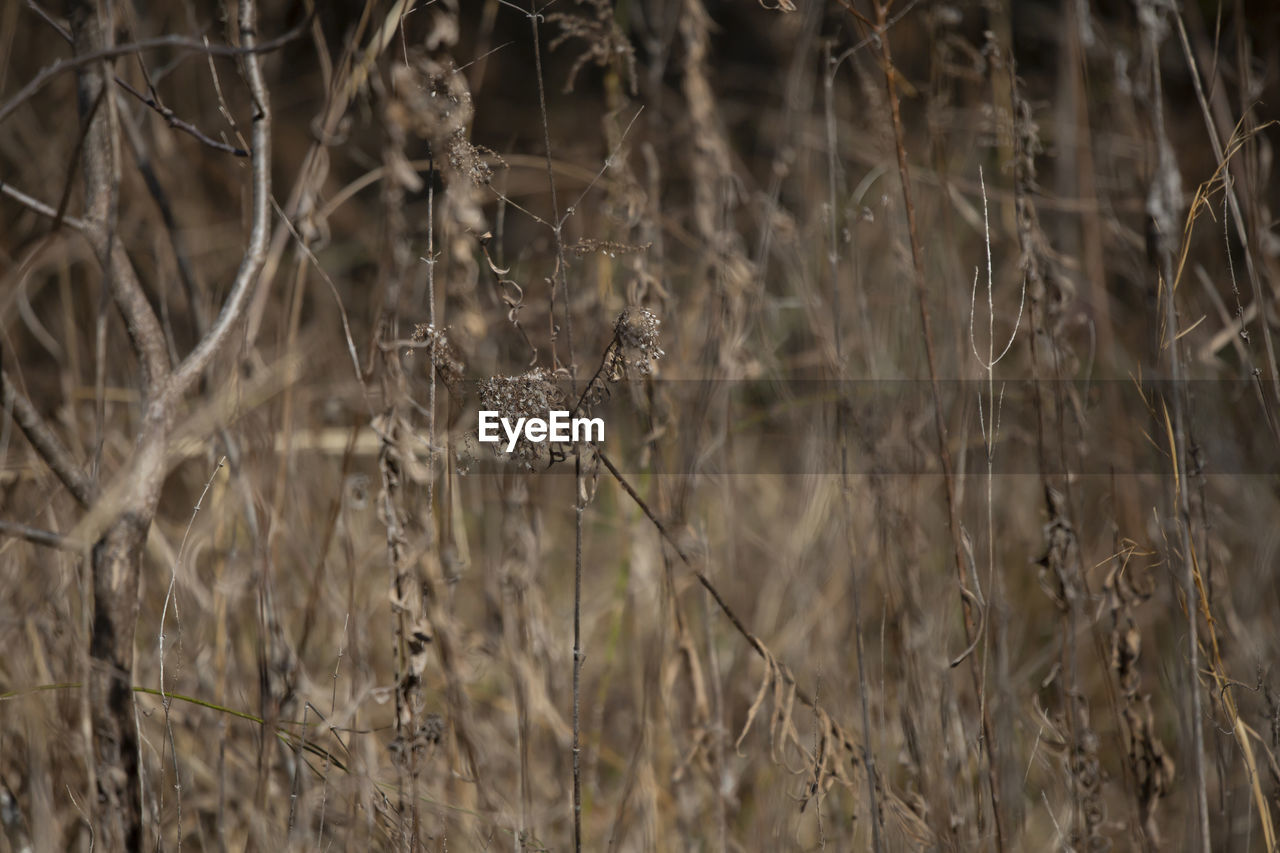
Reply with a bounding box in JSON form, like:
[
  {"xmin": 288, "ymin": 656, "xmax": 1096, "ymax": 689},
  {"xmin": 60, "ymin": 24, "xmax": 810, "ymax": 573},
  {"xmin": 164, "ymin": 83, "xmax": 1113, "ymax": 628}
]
[
  {"xmin": 1173, "ymin": 11, "xmax": 1280, "ymax": 410},
  {"xmin": 426, "ymin": 152, "xmax": 437, "ymax": 525},
  {"xmin": 1, "ymin": 367, "xmax": 95, "ymax": 506},
  {"xmin": 0, "ymin": 519, "xmax": 83, "ymax": 550},
  {"xmin": 1146, "ymin": 9, "xmax": 1209, "ymax": 848},
  {"xmin": 867, "ymin": 4, "xmax": 1005, "ymax": 846},
  {"xmin": 572, "ymin": 498, "xmax": 584, "ymax": 852},
  {"xmin": 166, "ymin": 0, "xmax": 273, "ymax": 401},
  {"xmin": 824, "ymin": 39, "xmax": 883, "ymax": 851},
  {"xmin": 597, "ymin": 451, "xmax": 842, "ymax": 734},
  {"xmin": 0, "ymin": 17, "xmax": 307, "ymax": 127},
  {"xmin": 528, "ymin": 1, "xmax": 575, "ymax": 380},
  {"xmin": 0, "ymin": 181, "xmax": 88, "ymax": 230},
  {"xmin": 527, "ymin": 6, "xmax": 582, "ymax": 849},
  {"xmin": 24, "ymin": 1, "xmax": 248, "ymax": 156}
]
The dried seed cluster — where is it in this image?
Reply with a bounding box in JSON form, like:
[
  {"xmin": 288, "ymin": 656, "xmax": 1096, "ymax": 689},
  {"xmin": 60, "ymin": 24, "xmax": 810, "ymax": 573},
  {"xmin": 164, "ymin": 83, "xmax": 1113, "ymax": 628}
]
[
  {"xmin": 449, "ymin": 136, "xmax": 502, "ymax": 187},
  {"xmin": 389, "ymin": 57, "xmax": 473, "ymax": 145},
  {"xmin": 567, "ymin": 237, "xmax": 652, "ymax": 259},
  {"xmin": 476, "ymin": 368, "xmax": 568, "ymax": 467},
  {"xmin": 388, "ymin": 54, "xmax": 500, "ymax": 194},
  {"xmin": 613, "ymin": 307, "xmax": 664, "ymax": 377},
  {"xmin": 411, "ymin": 323, "xmax": 465, "ymax": 391}
]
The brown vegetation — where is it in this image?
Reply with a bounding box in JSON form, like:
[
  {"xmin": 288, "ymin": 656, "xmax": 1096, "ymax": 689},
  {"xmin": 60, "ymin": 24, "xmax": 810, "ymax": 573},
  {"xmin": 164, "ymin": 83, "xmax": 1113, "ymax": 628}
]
[{"xmin": 2, "ymin": 0, "xmax": 1279, "ymax": 850}]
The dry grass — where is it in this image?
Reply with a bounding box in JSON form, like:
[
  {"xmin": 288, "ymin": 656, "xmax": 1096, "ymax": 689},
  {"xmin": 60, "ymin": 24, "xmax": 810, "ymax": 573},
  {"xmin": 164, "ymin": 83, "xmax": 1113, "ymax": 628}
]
[{"xmin": 2, "ymin": 0, "xmax": 1280, "ymax": 850}]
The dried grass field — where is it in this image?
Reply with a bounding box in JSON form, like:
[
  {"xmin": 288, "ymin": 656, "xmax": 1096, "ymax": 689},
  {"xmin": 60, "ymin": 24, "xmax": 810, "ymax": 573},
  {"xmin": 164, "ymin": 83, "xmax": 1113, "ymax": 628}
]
[{"xmin": 2, "ymin": 0, "xmax": 1280, "ymax": 850}]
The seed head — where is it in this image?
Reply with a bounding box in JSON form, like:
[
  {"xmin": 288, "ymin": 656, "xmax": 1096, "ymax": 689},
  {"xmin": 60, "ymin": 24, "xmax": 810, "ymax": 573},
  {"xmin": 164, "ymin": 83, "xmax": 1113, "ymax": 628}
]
[
  {"xmin": 477, "ymin": 368, "xmax": 568, "ymax": 467},
  {"xmin": 613, "ymin": 307, "xmax": 664, "ymax": 377},
  {"xmin": 411, "ymin": 324, "xmax": 465, "ymax": 391}
]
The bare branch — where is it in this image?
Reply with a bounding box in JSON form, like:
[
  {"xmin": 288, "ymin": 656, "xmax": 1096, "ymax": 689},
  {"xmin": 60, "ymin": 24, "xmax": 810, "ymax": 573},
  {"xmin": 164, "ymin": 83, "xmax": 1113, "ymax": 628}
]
[
  {"xmin": 24, "ymin": 0, "xmax": 248, "ymax": 157},
  {"xmin": 0, "ymin": 519, "xmax": 84, "ymax": 551},
  {"xmin": 0, "ymin": 14, "xmax": 307, "ymax": 128},
  {"xmin": 1, "ymin": 367, "xmax": 95, "ymax": 507},
  {"xmin": 103, "ymin": 246, "xmax": 171, "ymax": 390},
  {"xmin": 165, "ymin": 0, "xmax": 272, "ymax": 401},
  {"xmin": 69, "ymin": 2, "xmax": 171, "ymax": 392},
  {"xmin": 0, "ymin": 181, "xmax": 88, "ymax": 231}
]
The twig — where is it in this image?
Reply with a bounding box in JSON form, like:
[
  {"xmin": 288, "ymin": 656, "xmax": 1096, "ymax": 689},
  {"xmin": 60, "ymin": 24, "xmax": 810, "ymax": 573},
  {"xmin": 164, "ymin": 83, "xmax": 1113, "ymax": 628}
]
[
  {"xmin": 117, "ymin": 101, "xmax": 207, "ymax": 339},
  {"xmin": 1172, "ymin": 10, "xmax": 1280, "ymax": 410},
  {"xmin": 0, "ymin": 181, "xmax": 87, "ymax": 231},
  {"xmin": 65, "ymin": 15, "xmax": 171, "ymax": 396},
  {"xmin": 0, "ymin": 519, "xmax": 83, "ymax": 551},
  {"xmin": 596, "ymin": 451, "xmax": 843, "ymax": 736},
  {"xmin": 23, "ymin": 0, "xmax": 248, "ymax": 156},
  {"xmin": 270, "ymin": 198, "xmax": 366, "ymax": 395},
  {"xmin": 525, "ymin": 5, "xmax": 583, "ymax": 849},
  {"xmin": 527, "ymin": 0, "xmax": 576, "ymax": 378},
  {"xmin": 858, "ymin": 1, "xmax": 1005, "ymax": 846},
  {"xmin": 1143, "ymin": 6, "xmax": 1210, "ymax": 848},
  {"xmin": 0, "ymin": 15, "xmax": 308, "ymax": 127},
  {"xmin": 164, "ymin": 2, "xmax": 273, "ymax": 402},
  {"xmin": 824, "ymin": 38, "xmax": 883, "ymax": 851},
  {"xmin": 1, "ymin": 366, "xmax": 95, "ymax": 506},
  {"xmin": 561, "ymin": 105, "xmax": 644, "ymax": 228}
]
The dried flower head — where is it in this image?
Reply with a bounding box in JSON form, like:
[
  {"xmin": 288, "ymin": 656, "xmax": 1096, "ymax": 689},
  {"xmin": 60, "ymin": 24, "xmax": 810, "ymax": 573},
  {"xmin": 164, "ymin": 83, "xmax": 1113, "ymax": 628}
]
[
  {"xmin": 387, "ymin": 56, "xmax": 501, "ymax": 192},
  {"xmin": 448, "ymin": 131, "xmax": 504, "ymax": 187},
  {"xmin": 476, "ymin": 368, "xmax": 568, "ymax": 468},
  {"xmin": 613, "ymin": 307, "xmax": 664, "ymax": 377},
  {"xmin": 388, "ymin": 712, "xmax": 445, "ymax": 766},
  {"xmin": 411, "ymin": 323, "xmax": 465, "ymax": 391},
  {"xmin": 389, "ymin": 56, "xmax": 473, "ymax": 145}
]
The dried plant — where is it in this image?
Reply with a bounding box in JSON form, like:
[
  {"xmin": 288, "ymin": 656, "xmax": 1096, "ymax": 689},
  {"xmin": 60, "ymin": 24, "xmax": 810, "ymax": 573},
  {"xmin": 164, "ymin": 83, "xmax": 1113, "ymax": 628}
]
[
  {"xmin": 2, "ymin": 2, "xmax": 1278, "ymax": 850},
  {"xmin": 476, "ymin": 367, "xmax": 568, "ymax": 468},
  {"xmin": 548, "ymin": 0, "xmax": 638, "ymax": 95}
]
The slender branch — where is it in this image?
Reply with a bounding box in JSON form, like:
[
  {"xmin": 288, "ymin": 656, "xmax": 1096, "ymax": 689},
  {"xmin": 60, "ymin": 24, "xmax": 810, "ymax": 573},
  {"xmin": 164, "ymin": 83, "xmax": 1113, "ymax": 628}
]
[
  {"xmin": 597, "ymin": 450, "xmax": 842, "ymax": 735},
  {"xmin": 68, "ymin": 2, "xmax": 171, "ymax": 393},
  {"xmin": 24, "ymin": 0, "xmax": 248, "ymax": 156},
  {"xmin": 526, "ymin": 7, "xmax": 584, "ymax": 850},
  {"xmin": 824, "ymin": 39, "xmax": 883, "ymax": 850},
  {"xmin": 118, "ymin": 102, "xmax": 207, "ymax": 336},
  {"xmin": 104, "ymin": 242, "xmax": 172, "ymax": 391},
  {"xmin": 1145, "ymin": 7, "xmax": 1210, "ymax": 849},
  {"xmin": 1, "ymin": 367, "xmax": 95, "ymax": 507},
  {"xmin": 0, "ymin": 520, "xmax": 83, "ymax": 551},
  {"xmin": 571, "ymin": 495, "xmax": 584, "ymax": 852},
  {"xmin": 863, "ymin": 3, "xmax": 1005, "ymax": 847},
  {"xmin": 165, "ymin": 0, "xmax": 272, "ymax": 402},
  {"xmin": 1172, "ymin": 11, "xmax": 1280, "ymax": 409},
  {"xmin": 0, "ymin": 181, "xmax": 88, "ymax": 231},
  {"xmin": 0, "ymin": 16, "xmax": 307, "ymax": 128},
  {"xmin": 528, "ymin": 1, "xmax": 575, "ymax": 379},
  {"xmin": 870, "ymin": 3, "xmax": 963, "ymax": 608}
]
